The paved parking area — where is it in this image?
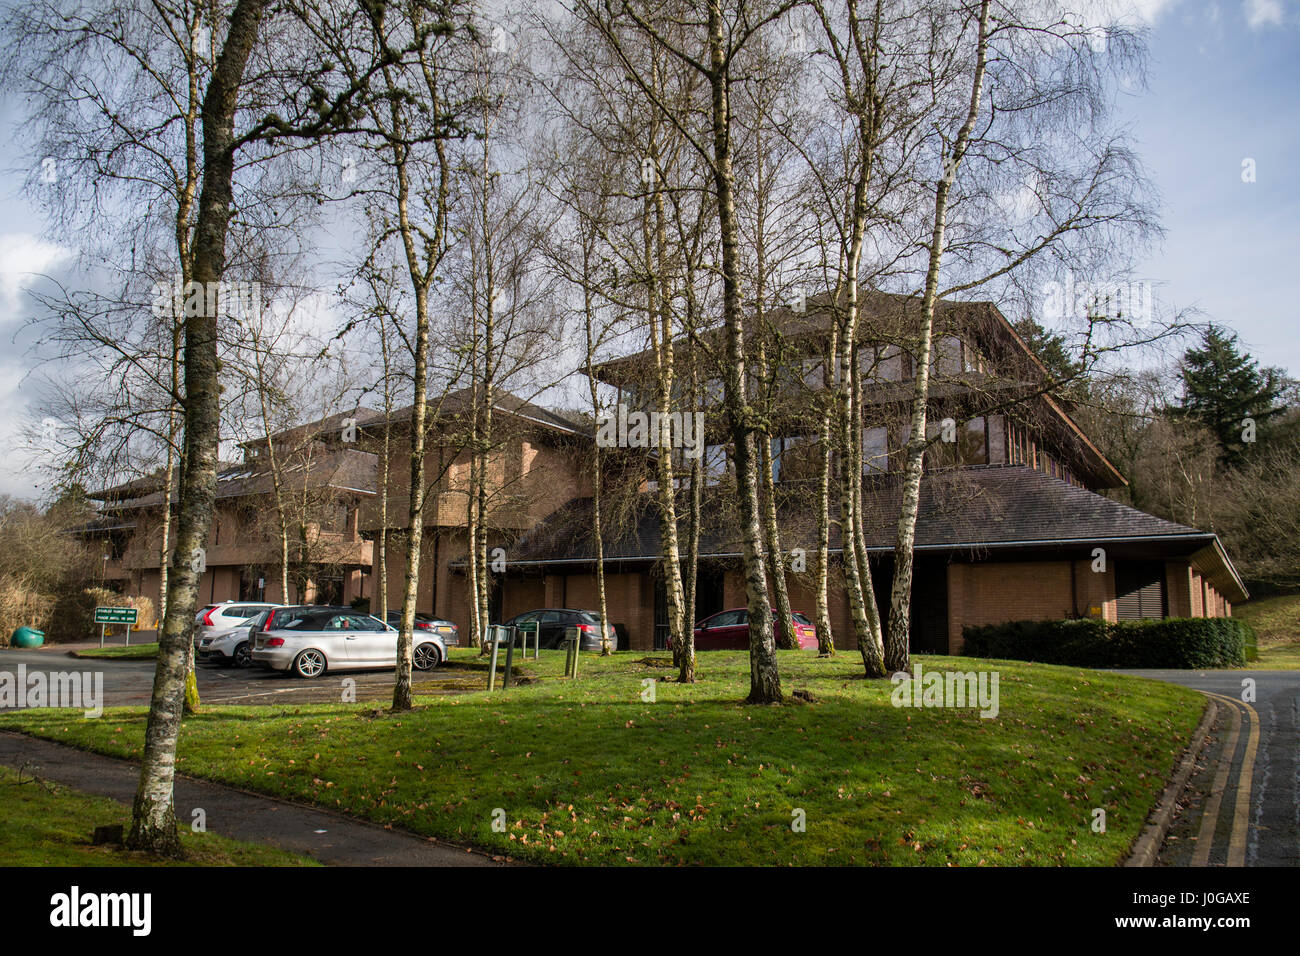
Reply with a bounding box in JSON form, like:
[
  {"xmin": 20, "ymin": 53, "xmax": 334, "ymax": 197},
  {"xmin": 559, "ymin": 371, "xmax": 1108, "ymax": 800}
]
[{"xmin": 0, "ymin": 644, "xmax": 484, "ymax": 709}]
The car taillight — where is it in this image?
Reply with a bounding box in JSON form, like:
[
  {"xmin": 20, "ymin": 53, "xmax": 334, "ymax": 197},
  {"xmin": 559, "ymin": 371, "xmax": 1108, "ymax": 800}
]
[
  {"xmin": 266, "ymin": 637, "xmax": 285, "ymax": 647},
  {"xmin": 578, "ymin": 624, "xmax": 595, "ymax": 634},
  {"xmin": 415, "ymin": 621, "xmax": 431, "ymax": 630},
  {"xmin": 202, "ymin": 608, "xmax": 217, "ymax": 626}
]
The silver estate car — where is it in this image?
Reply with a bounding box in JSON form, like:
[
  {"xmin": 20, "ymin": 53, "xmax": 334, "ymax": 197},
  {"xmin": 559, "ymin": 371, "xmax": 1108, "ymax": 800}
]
[{"xmin": 250, "ymin": 608, "xmax": 447, "ymax": 678}]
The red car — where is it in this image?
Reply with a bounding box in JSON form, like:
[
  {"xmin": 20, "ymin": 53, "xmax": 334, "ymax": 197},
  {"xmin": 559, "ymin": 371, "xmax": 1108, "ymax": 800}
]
[{"xmin": 689, "ymin": 608, "xmax": 818, "ymax": 650}]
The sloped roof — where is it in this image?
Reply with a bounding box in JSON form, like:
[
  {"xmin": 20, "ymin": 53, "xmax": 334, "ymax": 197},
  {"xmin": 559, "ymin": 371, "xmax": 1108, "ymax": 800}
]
[
  {"xmin": 241, "ymin": 407, "xmax": 385, "ymax": 451},
  {"xmin": 503, "ymin": 465, "xmax": 1246, "ymax": 599},
  {"xmin": 100, "ymin": 448, "xmax": 378, "ymax": 511},
  {"xmin": 374, "ymin": 387, "xmax": 588, "ymax": 438}
]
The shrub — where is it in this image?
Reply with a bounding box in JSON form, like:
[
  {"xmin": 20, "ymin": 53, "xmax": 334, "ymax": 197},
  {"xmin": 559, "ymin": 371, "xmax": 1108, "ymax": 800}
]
[
  {"xmin": 962, "ymin": 616, "xmax": 1251, "ymax": 669},
  {"xmin": 0, "ymin": 576, "xmax": 54, "ymax": 647}
]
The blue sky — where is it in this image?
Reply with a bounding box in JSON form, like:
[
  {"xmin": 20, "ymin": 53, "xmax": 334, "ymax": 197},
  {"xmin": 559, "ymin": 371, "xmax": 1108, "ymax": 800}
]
[
  {"xmin": 0, "ymin": 0, "xmax": 1297, "ymax": 500},
  {"xmin": 1117, "ymin": 0, "xmax": 1300, "ymax": 367}
]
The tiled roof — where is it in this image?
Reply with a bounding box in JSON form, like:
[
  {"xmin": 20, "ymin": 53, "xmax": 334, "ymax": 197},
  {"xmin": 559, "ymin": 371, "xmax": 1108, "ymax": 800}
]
[
  {"xmin": 376, "ymin": 387, "xmax": 588, "ymax": 437},
  {"xmin": 101, "ymin": 448, "xmax": 378, "ymax": 510},
  {"xmin": 510, "ymin": 465, "xmax": 1213, "ymax": 565}
]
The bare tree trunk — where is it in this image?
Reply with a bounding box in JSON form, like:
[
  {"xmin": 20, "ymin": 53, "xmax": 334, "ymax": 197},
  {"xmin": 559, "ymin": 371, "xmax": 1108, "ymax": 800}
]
[
  {"xmin": 706, "ymin": 0, "xmax": 779, "ymax": 703},
  {"xmin": 395, "ymin": 277, "xmax": 428, "ymax": 710},
  {"xmin": 647, "ymin": 168, "xmax": 686, "ymax": 666},
  {"xmin": 813, "ymin": 339, "xmax": 836, "ymax": 656},
  {"xmin": 837, "ymin": 283, "xmax": 886, "ymax": 677},
  {"xmin": 579, "ymin": 238, "xmax": 612, "ymax": 656},
  {"xmin": 885, "ymin": 0, "xmax": 991, "ymax": 674},
  {"xmin": 466, "ymin": 444, "xmax": 481, "ymax": 650},
  {"xmin": 376, "ymin": 316, "xmax": 393, "ymax": 621},
  {"xmin": 750, "ymin": 118, "xmax": 795, "ymax": 651},
  {"xmin": 128, "ymin": 0, "xmax": 268, "ymax": 856},
  {"xmin": 679, "ymin": 344, "xmax": 702, "ymax": 683}
]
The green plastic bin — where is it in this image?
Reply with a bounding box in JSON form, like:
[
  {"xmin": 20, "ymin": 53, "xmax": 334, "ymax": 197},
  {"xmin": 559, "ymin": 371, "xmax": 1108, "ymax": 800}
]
[{"xmin": 11, "ymin": 626, "xmax": 45, "ymax": 648}]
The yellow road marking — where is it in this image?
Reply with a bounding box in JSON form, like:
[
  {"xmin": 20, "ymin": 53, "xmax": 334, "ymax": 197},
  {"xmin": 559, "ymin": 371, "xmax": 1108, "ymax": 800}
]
[
  {"xmin": 1192, "ymin": 695, "xmax": 1240, "ymax": 866},
  {"xmin": 1196, "ymin": 691, "xmax": 1260, "ymax": 867}
]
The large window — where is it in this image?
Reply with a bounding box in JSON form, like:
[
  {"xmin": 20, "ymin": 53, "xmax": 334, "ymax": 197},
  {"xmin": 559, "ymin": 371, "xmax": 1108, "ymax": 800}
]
[{"xmin": 960, "ymin": 417, "xmax": 988, "ymax": 465}]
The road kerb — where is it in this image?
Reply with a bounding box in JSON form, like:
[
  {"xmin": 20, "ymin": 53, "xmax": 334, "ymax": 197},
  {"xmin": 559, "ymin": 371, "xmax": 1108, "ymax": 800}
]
[{"xmin": 1124, "ymin": 697, "xmax": 1217, "ymax": 867}]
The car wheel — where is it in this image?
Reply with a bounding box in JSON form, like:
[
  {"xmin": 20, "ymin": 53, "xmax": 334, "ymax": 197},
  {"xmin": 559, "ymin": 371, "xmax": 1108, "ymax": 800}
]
[
  {"xmin": 293, "ymin": 649, "xmax": 327, "ymax": 679},
  {"xmin": 414, "ymin": 642, "xmax": 441, "ymax": 671},
  {"xmin": 233, "ymin": 642, "xmax": 252, "ymax": 668}
]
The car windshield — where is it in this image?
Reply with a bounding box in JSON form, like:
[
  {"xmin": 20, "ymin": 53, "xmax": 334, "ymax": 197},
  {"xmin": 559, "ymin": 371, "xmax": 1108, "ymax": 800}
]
[
  {"xmin": 792, "ymin": 612, "xmax": 813, "ymax": 626},
  {"xmin": 577, "ymin": 611, "xmax": 602, "ymax": 624}
]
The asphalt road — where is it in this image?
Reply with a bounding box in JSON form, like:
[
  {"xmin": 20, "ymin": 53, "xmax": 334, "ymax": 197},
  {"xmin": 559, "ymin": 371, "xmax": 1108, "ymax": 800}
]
[
  {"xmin": 0, "ymin": 644, "xmax": 483, "ymax": 709},
  {"xmin": 1122, "ymin": 669, "xmax": 1300, "ymax": 867}
]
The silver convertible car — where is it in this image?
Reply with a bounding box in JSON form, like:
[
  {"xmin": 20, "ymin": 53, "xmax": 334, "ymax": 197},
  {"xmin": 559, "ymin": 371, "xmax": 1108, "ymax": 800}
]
[{"xmin": 250, "ymin": 608, "xmax": 447, "ymax": 678}]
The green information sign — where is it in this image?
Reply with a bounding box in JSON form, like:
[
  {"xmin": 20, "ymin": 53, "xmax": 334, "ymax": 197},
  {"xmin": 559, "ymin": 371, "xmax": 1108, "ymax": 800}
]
[{"xmin": 94, "ymin": 607, "xmax": 138, "ymax": 625}]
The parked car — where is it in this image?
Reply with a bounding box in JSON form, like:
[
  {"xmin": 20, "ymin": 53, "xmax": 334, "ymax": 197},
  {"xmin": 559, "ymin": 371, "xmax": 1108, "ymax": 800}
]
[
  {"xmin": 196, "ymin": 611, "xmax": 265, "ymax": 668},
  {"xmin": 193, "ymin": 601, "xmax": 282, "ymax": 646},
  {"xmin": 251, "ymin": 607, "xmax": 447, "ymax": 678},
  {"xmin": 500, "ymin": 609, "xmax": 618, "ymax": 651},
  {"xmin": 689, "ymin": 608, "xmax": 818, "ymax": 650},
  {"xmin": 384, "ymin": 610, "xmax": 459, "ymax": 646}
]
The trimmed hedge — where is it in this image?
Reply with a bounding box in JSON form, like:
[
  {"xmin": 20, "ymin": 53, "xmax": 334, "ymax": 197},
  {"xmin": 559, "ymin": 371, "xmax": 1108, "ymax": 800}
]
[{"xmin": 962, "ymin": 616, "xmax": 1252, "ymax": 669}]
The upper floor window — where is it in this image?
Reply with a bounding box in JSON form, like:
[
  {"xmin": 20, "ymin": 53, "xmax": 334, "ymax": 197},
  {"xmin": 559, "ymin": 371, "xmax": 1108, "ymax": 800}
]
[
  {"xmin": 925, "ymin": 416, "xmax": 988, "ymax": 468},
  {"xmin": 860, "ymin": 345, "xmax": 909, "ymax": 383},
  {"xmin": 770, "ymin": 435, "xmax": 816, "ymax": 482},
  {"xmin": 703, "ymin": 444, "xmax": 727, "ymax": 486},
  {"xmin": 934, "ymin": 336, "xmax": 963, "ymax": 376},
  {"xmin": 862, "ymin": 427, "xmax": 889, "ymax": 474}
]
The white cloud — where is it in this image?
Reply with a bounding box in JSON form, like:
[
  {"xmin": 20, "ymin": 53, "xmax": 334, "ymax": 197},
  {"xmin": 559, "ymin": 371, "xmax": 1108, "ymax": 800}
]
[
  {"xmin": 0, "ymin": 233, "xmax": 73, "ymax": 321},
  {"xmin": 0, "ymin": 233, "xmax": 74, "ymax": 500},
  {"xmin": 1074, "ymin": 0, "xmax": 1182, "ymax": 26},
  {"xmin": 1245, "ymin": 0, "xmax": 1285, "ymax": 28}
]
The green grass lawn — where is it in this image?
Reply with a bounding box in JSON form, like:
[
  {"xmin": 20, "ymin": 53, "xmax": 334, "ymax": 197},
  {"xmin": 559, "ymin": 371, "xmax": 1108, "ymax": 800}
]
[
  {"xmin": 0, "ymin": 765, "xmax": 317, "ymax": 866},
  {"xmin": 73, "ymin": 642, "xmax": 160, "ymax": 660},
  {"xmin": 1234, "ymin": 593, "xmax": 1300, "ymax": 669},
  {"xmin": 0, "ymin": 649, "xmax": 1203, "ymax": 866}
]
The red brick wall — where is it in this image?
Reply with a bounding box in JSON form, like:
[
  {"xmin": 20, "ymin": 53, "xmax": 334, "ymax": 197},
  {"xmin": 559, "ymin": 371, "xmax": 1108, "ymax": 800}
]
[{"xmin": 946, "ymin": 561, "xmax": 1081, "ymax": 654}]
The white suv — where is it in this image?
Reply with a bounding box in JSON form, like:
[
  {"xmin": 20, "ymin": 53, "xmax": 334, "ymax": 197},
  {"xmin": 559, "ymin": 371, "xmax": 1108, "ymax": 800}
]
[{"xmin": 194, "ymin": 602, "xmax": 282, "ymax": 646}]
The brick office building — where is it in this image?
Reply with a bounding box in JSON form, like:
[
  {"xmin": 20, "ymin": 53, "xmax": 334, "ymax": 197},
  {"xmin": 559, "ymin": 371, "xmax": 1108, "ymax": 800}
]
[
  {"xmin": 86, "ymin": 294, "xmax": 1247, "ymax": 652},
  {"xmin": 82, "ymin": 412, "xmax": 379, "ymax": 609},
  {"xmin": 487, "ymin": 293, "xmax": 1246, "ymax": 652}
]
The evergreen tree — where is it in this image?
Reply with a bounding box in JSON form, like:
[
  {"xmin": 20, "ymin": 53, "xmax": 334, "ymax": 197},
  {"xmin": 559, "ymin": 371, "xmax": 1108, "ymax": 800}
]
[
  {"xmin": 1177, "ymin": 324, "xmax": 1285, "ymax": 465},
  {"xmin": 1014, "ymin": 317, "xmax": 1085, "ymax": 395}
]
